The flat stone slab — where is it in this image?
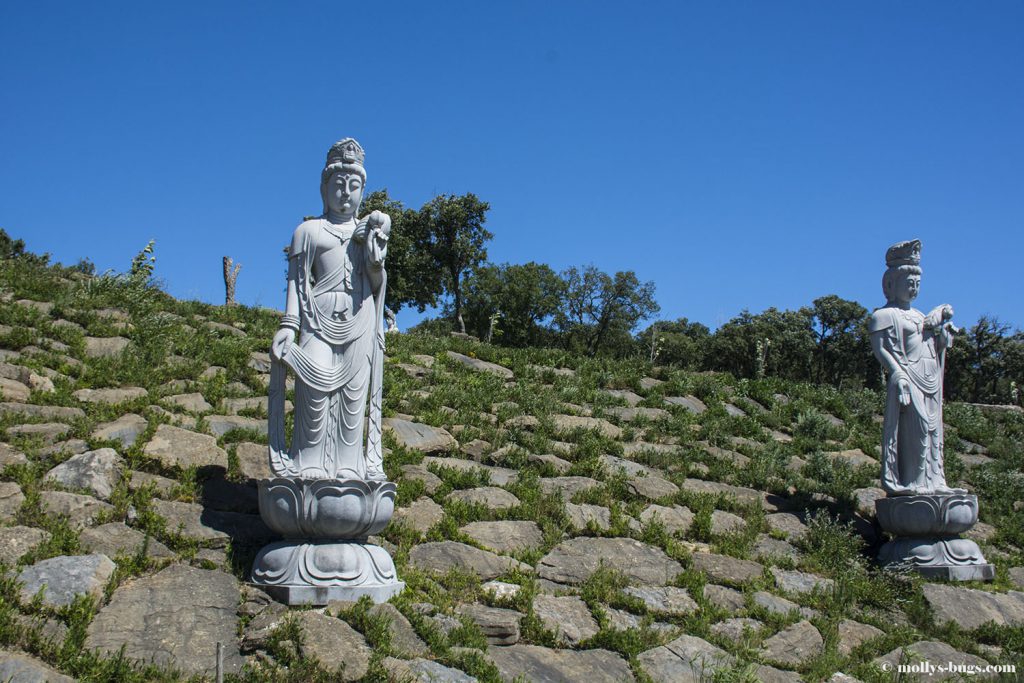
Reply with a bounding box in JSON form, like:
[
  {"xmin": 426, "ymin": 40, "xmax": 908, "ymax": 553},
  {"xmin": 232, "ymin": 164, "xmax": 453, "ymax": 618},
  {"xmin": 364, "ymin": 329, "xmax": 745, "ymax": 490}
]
[
  {"xmin": 704, "ymin": 584, "xmax": 745, "ymax": 612},
  {"xmin": 456, "ymin": 603, "xmax": 522, "ymax": 645},
  {"xmin": 600, "ymin": 454, "xmax": 657, "ymax": 478},
  {"xmin": 383, "ymin": 657, "xmax": 477, "ymax": 683},
  {"xmin": 605, "ymin": 406, "xmax": 672, "ymax": 422},
  {"xmin": 565, "ymin": 503, "xmax": 612, "ymax": 531},
  {"xmin": 369, "ymin": 603, "xmax": 429, "ymax": 657},
  {"xmin": 206, "ymin": 414, "xmax": 267, "ymax": 437},
  {"xmin": 235, "ymin": 441, "xmax": 273, "ymax": 482},
  {"xmin": 85, "ymin": 564, "xmax": 242, "ymax": 677},
  {"xmin": 83, "ymin": 336, "xmax": 130, "ymax": 358},
  {"xmin": 384, "ymin": 418, "xmax": 458, "ymax": 454},
  {"xmin": 0, "ymin": 650, "xmax": 75, "ymax": 682},
  {"xmin": 638, "ymin": 634, "xmax": 734, "ymax": 683},
  {"xmin": 45, "ymin": 447, "xmax": 123, "ymax": 500},
  {"xmin": 710, "ymin": 510, "xmax": 747, "ymax": 534},
  {"xmin": 627, "ymin": 475, "xmax": 680, "ymax": 500},
  {"xmin": 446, "ymin": 351, "xmax": 514, "ymax": 379},
  {"xmin": 0, "ymin": 402, "xmax": 84, "ymax": 421},
  {"xmin": 532, "ymin": 594, "xmax": 599, "ymax": 645},
  {"xmin": 7, "ymin": 422, "xmax": 70, "ymax": 445},
  {"xmin": 664, "ymin": 395, "xmax": 707, "ymax": 414},
  {"xmin": 293, "ymin": 610, "xmax": 371, "ymax": 679},
  {"xmin": 640, "ymin": 504, "xmax": 694, "ymax": 534},
  {"xmin": 0, "ymin": 482, "xmax": 25, "ymax": 521},
  {"xmin": 691, "ymin": 553, "xmax": 764, "ymax": 586},
  {"xmin": 624, "ymin": 586, "xmax": 698, "ymax": 615},
  {"xmin": 18, "ymin": 553, "xmax": 115, "ymax": 607},
  {"xmin": 772, "ymin": 567, "xmax": 835, "ymax": 595},
  {"xmin": 460, "ymin": 520, "xmax": 544, "ymax": 554},
  {"xmin": 39, "ymin": 491, "xmax": 112, "ymax": 528},
  {"xmin": 837, "ymin": 619, "xmax": 884, "ymax": 657},
  {"xmin": 550, "ymin": 414, "xmax": 622, "ymax": 440},
  {"xmin": 710, "ymin": 617, "xmax": 763, "ymax": 640},
  {"xmin": 0, "ymin": 377, "xmax": 30, "ymax": 402},
  {"xmin": 446, "ymin": 486, "xmax": 520, "ymax": 511},
  {"xmin": 752, "ymin": 534, "xmax": 799, "ymax": 561},
  {"xmin": 760, "ymin": 620, "xmax": 823, "ymax": 666},
  {"xmin": 0, "ymin": 526, "xmax": 50, "ymax": 565},
  {"xmin": 393, "ymin": 497, "xmax": 445, "ymax": 534},
  {"xmin": 601, "ymin": 389, "xmax": 644, "ymax": 406},
  {"xmin": 143, "ymin": 424, "xmax": 228, "ymax": 470},
  {"xmin": 754, "ymin": 591, "xmax": 801, "ymax": 617},
  {"xmin": 72, "ymin": 387, "xmax": 148, "ymax": 404},
  {"xmin": 873, "ymin": 640, "xmax": 997, "ymax": 681},
  {"xmin": 921, "ymin": 582, "xmax": 1024, "ymax": 630},
  {"xmin": 91, "ymin": 413, "xmax": 148, "ymax": 448},
  {"xmin": 152, "ymin": 499, "xmax": 269, "ymax": 547},
  {"xmin": 163, "ymin": 392, "xmax": 213, "ymax": 412},
  {"xmin": 487, "ymin": 644, "xmax": 633, "ymax": 683},
  {"xmin": 80, "ymin": 522, "xmax": 175, "ymax": 560},
  {"xmin": 399, "ymin": 464, "xmax": 443, "ymax": 494},
  {"xmin": 408, "ymin": 541, "xmax": 530, "ymax": 581},
  {"xmin": 539, "ymin": 476, "xmax": 602, "ymax": 499},
  {"xmin": 538, "ymin": 537, "xmax": 683, "ymax": 586},
  {"xmin": 0, "ymin": 443, "xmax": 28, "ymax": 468}
]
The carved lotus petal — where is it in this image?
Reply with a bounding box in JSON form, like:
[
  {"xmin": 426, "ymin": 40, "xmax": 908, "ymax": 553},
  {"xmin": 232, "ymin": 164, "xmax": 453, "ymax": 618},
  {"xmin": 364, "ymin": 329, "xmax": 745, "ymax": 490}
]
[
  {"xmin": 875, "ymin": 493, "xmax": 978, "ymax": 536},
  {"xmin": 258, "ymin": 478, "xmax": 396, "ymax": 539}
]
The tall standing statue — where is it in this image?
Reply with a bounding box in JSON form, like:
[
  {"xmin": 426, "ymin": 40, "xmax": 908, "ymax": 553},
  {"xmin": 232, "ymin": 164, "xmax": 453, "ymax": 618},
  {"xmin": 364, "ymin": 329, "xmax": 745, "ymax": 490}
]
[
  {"xmin": 251, "ymin": 138, "xmax": 405, "ymax": 603},
  {"xmin": 871, "ymin": 239, "xmax": 994, "ymax": 580}
]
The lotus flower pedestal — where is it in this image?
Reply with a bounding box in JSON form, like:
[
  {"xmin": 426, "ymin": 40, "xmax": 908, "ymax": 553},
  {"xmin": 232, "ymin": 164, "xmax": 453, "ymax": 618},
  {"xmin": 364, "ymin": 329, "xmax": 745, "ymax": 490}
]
[
  {"xmin": 875, "ymin": 493, "xmax": 995, "ymax": 581},
  {"xmin": 251, "ymin": 478, "xmax": 405, "ymax": 604}
]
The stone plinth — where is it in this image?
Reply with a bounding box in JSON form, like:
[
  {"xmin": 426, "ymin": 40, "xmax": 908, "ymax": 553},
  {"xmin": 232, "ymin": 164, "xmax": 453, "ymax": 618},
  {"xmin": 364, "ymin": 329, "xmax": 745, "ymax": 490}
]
[{"xmin": 875, "ymin": 494, "xmax": 994, "ymax": 581}]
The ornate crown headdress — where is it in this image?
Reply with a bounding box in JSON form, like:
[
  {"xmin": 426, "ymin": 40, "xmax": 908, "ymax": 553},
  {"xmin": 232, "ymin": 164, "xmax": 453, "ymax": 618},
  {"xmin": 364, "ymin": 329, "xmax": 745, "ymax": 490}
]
[
  {"xmin": 326, "ymin": 138, "xmax": 365, "ymax": 167},
  {"xmin": 885, "ymin": 239, "xmax": 921, "ymax": 268}
]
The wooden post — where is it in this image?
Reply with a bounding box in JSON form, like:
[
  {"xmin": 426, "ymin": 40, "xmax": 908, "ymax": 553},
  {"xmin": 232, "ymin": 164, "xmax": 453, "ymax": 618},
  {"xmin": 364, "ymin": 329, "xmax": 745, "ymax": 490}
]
[{"xmin": 223, "ymin": 256, "xmax": 241, "ymax": 306}]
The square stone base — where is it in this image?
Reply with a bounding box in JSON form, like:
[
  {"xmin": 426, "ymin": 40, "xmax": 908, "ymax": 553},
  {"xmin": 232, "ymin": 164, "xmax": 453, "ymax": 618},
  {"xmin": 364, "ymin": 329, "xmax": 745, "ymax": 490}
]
[
  {"xmin": 260, "ymin": 581, "xmax": 405, "ymax": 606},
  {"xmin": 915, "ymin": 564, "xmax": 996, "ymax": 582}
]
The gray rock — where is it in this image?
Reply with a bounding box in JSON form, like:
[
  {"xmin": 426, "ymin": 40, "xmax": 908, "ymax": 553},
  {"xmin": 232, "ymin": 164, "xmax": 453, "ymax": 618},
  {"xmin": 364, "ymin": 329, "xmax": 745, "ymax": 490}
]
[
  {"xmin": 539, "ymin": 476, "xmax": 602, "ymax": 499},
  {"xmin": 127, "ymin": 470, "xmax": 176, "ymax": 496},
  {"xmin": 409, "ymin": 542, "xmax": 530, "ymax": 581},
  {"xmin": 143, "ymin": 424, "xmax": 228, "ymax": 471},
  {"xmin": 664, "ymin": 395, "xmax": 707, "ymax": 414},
  {"xmin": 565, "ymin": 502, "xmax": 612, "ymax": 531},
  {"xmin": 627, "ymin": 475, "xmax": 680, "ymax": 500},
  {"xmin": 710, "ymin": 510, "xmax": 747, "ymax": 535},
  {"xmin": 710, "ymin": 617, "xmax": 763, "ymax": 640},
  {"xmin": 234, "ymin": 441, "xmax": 273, "ymax": 482},
  {"xmin": 423, "ymin": 457, "xmax": 518, "ymax": 486},
  {"xmin": 624, "ymin": 586, "xmax": 698, "ymax": 615},
  {"xmin": 18, "ymin": 553, "xmax": 115, "ymax": 607},
  {"xmin": 605, "ymin": 406, "xmax": 671, "ymax": 422},
  {"xmin": 456, "ymin": 603, "xmax": 522, "ymax": 645},
  {"xmin": 447, "ymin": 486, "xmax": 520, "ymax": 511},
  {"xmin": 751, "ymin": 534, "xmax": 799, "ymax": 561},
  {"xmin": 72, "ymin": 387, "xmax": 148, "ymax": 404},
  {"xmin": 703, "ymin": 584, "xmax": 745, "ymax": 612},
  {"xmin": 837, "ymin": 618, "xmax": 884, "ymax": 656},
  {"xmin": 921, "ymin": 582, "xmax": 1024, "ymax": 630},
  {"xmin": 772, "ymin": 567, "xmax": 835, "ymax": 595},
  {"xmin": 446, "ymin": 351, "xmax": 513, "ymax": 379},
  {"xmin": 83, "ymin": 336, "xmax": 130, "ymax": 358},
  {"xmin": 873, "ymin": 640, "xmax": 996, "ymax": 681},
  {"xmin": 368, "ymin": 603, "xmax": 428, "ymax": 657},
  {"xmin": 0, "ymin": 403, "xmax": 84, "ymax": 421},
  {"xmin": 532, "ymin": 594, "xmax": 599, "ymax": 645},
  {"xmin": 681, "ymin": 478, "xmax": 764, "ymax": 507},
  {"xmin": 80, "ymin": 522, "xmax": 175, "ymax": 559},
  {"xmin": 0, "ymin": 526, "xmax": 49, "ymax": 565},
  {"xmin": 384, "ymin": 417, "xmax": 458, "ymax": 453},
  {"xmin": 293, "ymin": 610, "xmax": 371, "ymax": 680},
  {"xmin": 39, "ymin": 491, "xmax": 113, "ymax": 528},
  {"xmin": 1009, "ymin": 567, "xmax": 1024, "ymax": 590},
  {"xmin": 152, "ymin": 499, "xmax": 269, "ymax": 547},
  {"xmin": 39, "ymin": 438, "xmax": 88, "ymax": 458},
  {"xmin": 45, "ymin": 447, "xmax": 123, "ymax": 500},
  {"xmin": 638, "ymin": 634, "xmax": 734, "ymax": 683},
  {"xmin": 0, "ymin": 650, "xmax": 75, "ymax": 683},
  {"xmin": 601, "ymin": 389, "xmax": 644, "ymax": 406},
  {"xmin": 753, "ymin": 591, "xmax": 801, "ymax": 617},
  {"xmin": 7, "ymin": 422, "xmax": 70, "ymax": 445},
  {"xmin": 383, "ymin": 657, "xmax": 477, "ymax": 683},
  {"xmin": 247, "ymin": 351, "xmax": 271, "ymax": 372},
  {"xmin": 852, "ymin": 487, "xmax": 886, "ymax": 517},
  {"xmin": 163, "ymin": 392, "xmax": 213, "ymax": 412},
  {"xmin": 723, "ymin": 403, "xmax": 746, "ymax": 417},
  {"xmin": 221, "ymin": 396, "xmax": 273, "ymax": 415},
  {"xmin": 204, "ymin": 321, "xmax": 245, "ymax": 337},
  {"xmin": 550, "ymin": 414, "xmax": 622, "ymax": 440},
  {"xmin": 600, "ymin": 454, "xmax": 657, "ymax": 478},
  {"xmin": 0, "ymin": 482, "xmax": 25, "ymax": 521},
  {"xmin": 488, "ymin": 644, "xmax": 633, "ymax": 683},
  {"xmin": 640, "ymin": 504, "xmax": 694, "ymax": 534},
  {"xmin": 85, "ymin": 564, "xmax": 242, "ymax": 677},
  {"xmin": 205, "ymin": 414, "xmax": 267, "ymax": 437},
  {"xmin": 538, "ymin": 537, "xmax": 683, "ymax": 586},
  {"xmin": 0, "ymin": 377, "xmax": 30, "ymax": 402},
  {"xmin": 393, "ymin": 497, "xmax": 445, "ymax": 535},
  {"xmin": 623, "ymin": 441, "xmax": 682, "ymax": 458},
  {"xmin": 0, "ymin": 443, "xmax": 28, "ymax": 468},
  {"xmin": 765, "ymin": 512, "xmax": 808, "ymax": 541},
  {"xmin": 527, "ymin": 452, "xmax": 572, "ymax": 473},
  {"xmin": 483, "ymin": 580, "xmax": 522, "ymax": 601},
  {"xmin": 759, "ymin": 620, "xmax": 823, "ymax": 666},
  {"xmin": 92, "ymin": 413, "xmax": 148, "ymax": 448},
  {"xmin": 399, "ymin": 464, "xmax": 443, "ymax": 494},
  {"xmin": 755, "ymin": 665, "xmax": 804, "ymax": 683},
  {"xmin": 823, "ymin": 448, "xmax": 877, "ymax": 468},
  {"xmin": 691, "ymin": 553, "xmax": 764, "ymax": 586},
  {"xmin": 460, "ymin": 520, "xmax": 544, "ymax": 554}
]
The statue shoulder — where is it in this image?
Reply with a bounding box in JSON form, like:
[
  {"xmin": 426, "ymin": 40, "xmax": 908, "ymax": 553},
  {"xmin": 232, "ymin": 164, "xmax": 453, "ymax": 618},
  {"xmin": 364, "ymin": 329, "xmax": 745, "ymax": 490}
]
[
  {"xmin": 289, "ymin": 218, "xmax": 322, "ymax": 256},
  {"xmin": 869, "ymin": 307, "xmax": 898, "ymax": 334}
]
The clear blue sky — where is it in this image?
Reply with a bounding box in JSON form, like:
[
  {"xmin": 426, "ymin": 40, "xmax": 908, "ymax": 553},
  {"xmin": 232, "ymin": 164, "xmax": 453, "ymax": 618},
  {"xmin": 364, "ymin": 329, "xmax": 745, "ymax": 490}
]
[{"xmin": 2, "ymin": 1, "xmax": 1021, "ymax": 332}]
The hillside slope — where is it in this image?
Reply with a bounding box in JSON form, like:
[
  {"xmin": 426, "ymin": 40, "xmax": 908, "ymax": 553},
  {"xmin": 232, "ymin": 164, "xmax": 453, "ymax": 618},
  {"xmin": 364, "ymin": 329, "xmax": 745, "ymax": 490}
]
[{"xmin": 0, "ymin": 256, "xmax": 1021, "ymax": 682}]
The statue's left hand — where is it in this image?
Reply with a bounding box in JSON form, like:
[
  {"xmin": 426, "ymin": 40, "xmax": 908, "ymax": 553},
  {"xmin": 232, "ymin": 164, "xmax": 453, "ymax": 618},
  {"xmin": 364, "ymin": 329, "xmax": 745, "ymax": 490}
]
[{"xmin": 365, "ymin": 211, "xmax": 391, "ymax": 241}]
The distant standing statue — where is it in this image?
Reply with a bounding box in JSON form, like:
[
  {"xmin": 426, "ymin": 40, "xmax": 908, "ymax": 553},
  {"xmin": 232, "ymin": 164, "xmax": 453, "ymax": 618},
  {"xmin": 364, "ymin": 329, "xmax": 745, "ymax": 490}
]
[
  {"xmin": 871, "ymin": 239, "xmax": 993, "ymax": 580},
  {"xmin": 252, "ymin": 138, "xmax": 405, "ymax": 604},
  {"xmin": 869, "ymin": 239, "xmax": 962, "ymax": 496}
]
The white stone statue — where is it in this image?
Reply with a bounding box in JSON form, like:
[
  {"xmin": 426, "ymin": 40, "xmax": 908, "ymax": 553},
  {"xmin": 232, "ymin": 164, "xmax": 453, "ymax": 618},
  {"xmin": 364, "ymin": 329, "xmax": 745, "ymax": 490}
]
[
  {"xmin": 268, "ymin": 138, "xmax": 391, "ymax": 480},
  {"xmin": 871, "ymin": 239, "xmax": 993, "ymax": 581},
  {"xmin": 869, "ymin": 239, "xmax": 964, "ymax": 496},
  {"xmin": 253, "ymin": 138, "xmax": 404, "ymax": 604}
]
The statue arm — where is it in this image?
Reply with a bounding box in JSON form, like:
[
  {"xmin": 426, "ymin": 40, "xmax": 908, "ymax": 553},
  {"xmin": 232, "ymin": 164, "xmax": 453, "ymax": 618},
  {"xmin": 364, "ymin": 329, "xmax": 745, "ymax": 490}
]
[
  {"xmin": 871, "ymin": 328, "xmax": 912, "ymax": 406},
  {"xmin": 360, "ymin": 211, "xmax": 390, "ymax": 293}
]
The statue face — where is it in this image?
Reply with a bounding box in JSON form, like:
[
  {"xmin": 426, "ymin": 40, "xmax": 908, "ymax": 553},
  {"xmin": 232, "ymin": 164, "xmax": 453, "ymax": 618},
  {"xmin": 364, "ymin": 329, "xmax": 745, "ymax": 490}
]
[
  {"xmin": 893, "ymin": 271, "xmax": 921, "ymax": 305},
  {"xmin": 325, "ymin": 171, "xmax": 363, "ymax": 218}
]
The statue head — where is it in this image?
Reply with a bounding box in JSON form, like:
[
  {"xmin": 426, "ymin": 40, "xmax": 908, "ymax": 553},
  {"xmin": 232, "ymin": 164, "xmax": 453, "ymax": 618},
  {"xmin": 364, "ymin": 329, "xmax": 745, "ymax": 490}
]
[
  {"xmin": 882, "ymin": 239, "xmax": 922, "ymax": 306},
  {"xmin": 320, "ymin": 138, "xmax": 366, "ymax": 219}
]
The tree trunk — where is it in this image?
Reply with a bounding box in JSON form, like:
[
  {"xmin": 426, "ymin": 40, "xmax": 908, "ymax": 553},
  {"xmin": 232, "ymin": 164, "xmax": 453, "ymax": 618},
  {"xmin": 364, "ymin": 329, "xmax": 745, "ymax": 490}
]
[
  {"xmin": 222, "ymin": 256, "xmax": 241, "ymax": 306},
  {"xmin": 452, "ymin": 270, "xmax": 466, "ymax": 334}
]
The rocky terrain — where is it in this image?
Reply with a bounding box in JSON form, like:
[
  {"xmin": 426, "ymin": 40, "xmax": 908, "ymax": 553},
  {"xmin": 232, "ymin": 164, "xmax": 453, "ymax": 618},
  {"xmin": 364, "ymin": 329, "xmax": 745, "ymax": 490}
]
[{"xmin": 0, "ymin": 255, "xmax": 1021, "ymax": 682}]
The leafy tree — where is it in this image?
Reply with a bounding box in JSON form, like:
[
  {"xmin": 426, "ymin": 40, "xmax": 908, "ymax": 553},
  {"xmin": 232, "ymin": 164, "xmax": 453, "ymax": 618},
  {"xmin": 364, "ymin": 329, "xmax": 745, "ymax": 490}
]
[
  {"xmin": 639, "ymin": 318, "xmax": 711, "ymax": 368},
  {"xmin": 556, "ymin": 265, "xmax": 659, "ymax": 356},
  {"xmin": 810, "ymin": 294, "xmax": 872, "ymax": 387},
  {"xmin": 708, "ymin": 307, "xmax": 816, "ymax": 380},
  {"xmin": 361, "ymin": 190, "xmax": 441, "ymax": 328},
  {"xmin": 947, "ymin": 315, "xmax": 1013, "ymax": 402},
  {"xmin": 418, "ymin": 193, "xmax": 492, "ymax": 334},
  {"xmin": 462, "ymin": 262, "xmax": 565, "ymax": 346}
]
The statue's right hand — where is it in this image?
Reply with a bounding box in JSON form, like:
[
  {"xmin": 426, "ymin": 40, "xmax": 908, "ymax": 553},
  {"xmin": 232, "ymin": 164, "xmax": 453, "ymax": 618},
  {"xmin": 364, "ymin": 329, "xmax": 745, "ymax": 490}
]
[
  {"xmin": 898, "ymin": 378, "xmax": 912, "ymax": 406},
  {"xmin": 271, "ymin": 328, "xmax": 295, "ymax": 362}
]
